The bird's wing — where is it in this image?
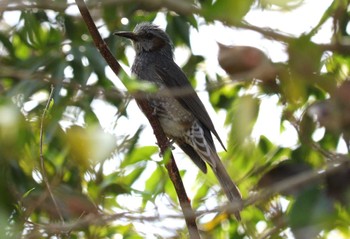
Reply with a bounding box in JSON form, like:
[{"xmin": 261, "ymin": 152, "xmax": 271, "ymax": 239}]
[{"xmin": 154, "ymin": 62, "xmax": 226, "ymax": 151}]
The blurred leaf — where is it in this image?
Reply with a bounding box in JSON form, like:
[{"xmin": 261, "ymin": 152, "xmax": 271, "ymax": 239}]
[
  {"xmin": 0, "ymin": 32, "xmax": 15, "ymax": 57},
  {"xmin": 65, "ymin": 125, "xmax": 116, "ymax": 169},
  {"xmin": 288, "ymin": 36, "xmax": 322, "ymax": 77},
  {"xmin": 227, "ymin": 95, "xmax": 260, "ymax": 144},
  {"xmin": 144, "ymin": 166, "xmax": 166, "ymax": 202},
  {"xmin": 257, "ymin": 135, "xmax": 274, "ymax": 154},
  {"xmin": 203, "ymin": 0, "xmax": 254, "ymax": 23},
  {"xmin": 85, "ymin": 45, "xmax": 108, "ymax": 82},
  {"xmin": 12, "ymin": 34, "xmax": 31, "ymax": 60},
  {"xmin": 166, "ymin": 15, "xmax": 191, "ymax": 47},
  {"xmin": 123, "ymin": 75, "xmax": 157, "ymax": 93},
  {"xmin": 192, "ymin": 180, "xmax": 209, "ymax": 207},
  {"xmin": 259, "ymin": 0, "xmax": 303, "ymax": 10},
  {"xmin": 182, "ymin": 54, "xmax": 205, "ymax": 80},
  {"xmin": 289, "ymin": 187, "xmax": 334, "ymax": 239},
  {"xmin": 325, "ymin": 53, "xmax": 350, "ymax": 81},
  {"xmin": 299, "ymin": 110, "xmax": 316, "ymax": 145},
  {"xmin": 209, "ymin": 82, "xmax": 240, "ymax": 110},
  {"xmin": 122, "ymin": 146, "xmax": 158, "ymax": 168}
]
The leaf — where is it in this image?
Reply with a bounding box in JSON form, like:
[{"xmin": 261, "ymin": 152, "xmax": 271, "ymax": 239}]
[
  {"xmin": 121, "ymin": 146, "xmax": 158, "ymax": 167},
  {"xmin": 166, "ymin": 15, "xmax": 191, "ymax": 47},
  {"xmin": 85, "ymin": 45, "xmax": 108, "ymax": 81},
  {"xmin": 123, "ymin": 74, "xmax": 157, "ymax": 93},
  {"xmin": 289, "ymin": 187, "xmax": 334, "ymax": 239},
  {"xmin": 227, "ymin": 95, "xmax": 260, "ymax": 144},
  {"xmin": 203, "ymin": 0, "xmax": 254, "ymax": 23},
  {"xmin": 182, "ymin": 55, "xmax": 205, "ymax": 80},
  {"xmin": 257, "ymin": 135, "xmax": 274, "ymax": 154},
  {"xmin": 144, "ymin": 166, "xmax": 166, "ymax": 201},
  {"xmin": 209, "ymin": 82, "xmax": 240, "ymax": 110},
  {"xmin": 260, "ymin": 0, "xmax": 303, "ymax": 11},
  {"xmin": 0, "ymin": 32, "xmax": 15, "ymax": 57},
  {"xmin": 12, "ymin": 34, "xmax": 31, "ymax": 60},
  {"xmin": 288, "ymin": 36, "xmax": 323, "ymax": 77}
]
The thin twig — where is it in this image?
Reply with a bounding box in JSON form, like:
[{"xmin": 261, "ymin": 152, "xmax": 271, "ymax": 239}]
[{"xmin": 39, "ymin": 85, "xmax": 65, "ymax": 223}]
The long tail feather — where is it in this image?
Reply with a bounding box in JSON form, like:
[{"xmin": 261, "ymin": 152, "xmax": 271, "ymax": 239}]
[
  {"xmin": 211, "ymin": 154, "xmax": 242, "ymax": 220},
  {"xmin": 184, "ymin": 121, "xmax": 243, "ymax": 219}
]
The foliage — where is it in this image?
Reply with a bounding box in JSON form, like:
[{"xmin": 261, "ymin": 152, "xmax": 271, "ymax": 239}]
[{"xmin": 1, "ymin": 0, "xmax": 350, "ymax": 238}]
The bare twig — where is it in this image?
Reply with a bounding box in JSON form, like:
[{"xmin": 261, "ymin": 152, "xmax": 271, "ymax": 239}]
[
  {"xmin": 39, "ymin": 85, "xmax": 65, "ymax": 223},
  {"xmin": 237, "ymin": 21, "xmax": 294, "ymax": 43},
  {"xmin": 75, "ymin": 0, "xmax": 200, "ymax": 237},
  {"xmin": 257, "ymin": 217, "xmax": 286, "ymax": 239}
]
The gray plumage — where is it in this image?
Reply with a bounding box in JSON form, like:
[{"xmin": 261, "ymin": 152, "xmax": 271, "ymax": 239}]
[{"xmin": 114, "ymin": 23, "xmax": 242, "ymax": 219}]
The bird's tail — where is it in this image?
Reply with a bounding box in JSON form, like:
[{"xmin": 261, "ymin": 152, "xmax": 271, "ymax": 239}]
[
  {"xmin": 184, "ymin": 120, "xmax": 242, "ymax": 219},
  {"xmin": 211, "ymin": 153, "xmax": 243, "ymax": 220}
]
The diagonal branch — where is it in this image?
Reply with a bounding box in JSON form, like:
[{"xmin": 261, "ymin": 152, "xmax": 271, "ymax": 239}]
[{"xmin": 74, "ymin": 0, "xmax": 200, "ymax": 237}]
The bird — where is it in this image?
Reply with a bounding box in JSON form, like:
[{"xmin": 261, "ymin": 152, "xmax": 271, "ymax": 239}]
[
  {"xmin": 114, "ymin": 23, "xmax": 242, "ymax": 219},
  {"xmin": 217, "ymin": 42, "xmax": 277, "ymax": 82}
]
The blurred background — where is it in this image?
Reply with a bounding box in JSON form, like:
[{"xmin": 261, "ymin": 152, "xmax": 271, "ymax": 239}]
[{"xmin": 1, "ymin": 0, "xmax": 350, "ymax": 238}]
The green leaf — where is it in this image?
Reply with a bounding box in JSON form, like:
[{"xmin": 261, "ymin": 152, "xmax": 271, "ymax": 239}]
[
  {"xmin": 0, "ymin": 32, "xmax": 15, "ymax": 57},
  {"xmin": 12, "ymin": 34, "xmax": 31, "ymax": 60},
  {"xmin": 209, "ymin": 82, "xmax": 240, "ymax": 110},
  {"xmin": 260, "ymin": 0, "xmax": 303, "ymax": 11},
  {"xmin": 203, "ymin": 0, "xmax": 254, "ymax": 23},
  {"xmin": 227, "ymin": 95, "xmax": 260, "ymax": 144},
  {"xmin": 289, "ymin": 187, "xmax": 334, "ymax": 238},
  {"xmin": 257, "ymin": 135, "xmax": 273, "ymax": 154},
  {"xmin": 166, "ymin": 15, "xmax": 191, "ymax": 47},
  {"xmin": 121, "ymin": 146, "xmax": 158, "ymax": 167},
  {"xmin": 144, "ymin": 166, "xmax": 166, "ymax": 200},
  {"xmin": 182, "ymin": 55, "xmax": 205, "ymax": 81},
  {"xmin": 123, "ymin": 74, "xmax": 157, "ymax": 93}
]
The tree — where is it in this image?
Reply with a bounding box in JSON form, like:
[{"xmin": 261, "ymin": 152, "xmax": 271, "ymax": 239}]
[{"xmin": 1, "ymin": 0, "xmax": 350, "ymax": 238}]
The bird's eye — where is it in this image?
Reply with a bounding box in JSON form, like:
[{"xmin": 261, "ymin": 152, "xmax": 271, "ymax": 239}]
[{"xmin": 145, "ymin": 33, "xmax": 153, "ymax": 39}]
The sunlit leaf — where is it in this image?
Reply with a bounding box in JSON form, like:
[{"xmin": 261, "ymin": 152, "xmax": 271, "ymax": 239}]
[
  {"xmin": 227, "ymin": 95, "xmax": 260, "ymax": 144},
  {"xmin": 203, "ymin": 0, "xmax": 254, "ymax": 23},
  {"xmin": 122, "ymin": 146, "xmax": 158, "ymax": 167}
]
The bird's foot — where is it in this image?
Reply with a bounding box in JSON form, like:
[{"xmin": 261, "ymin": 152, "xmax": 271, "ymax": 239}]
[{"xmin": 156, "ymin": 139, "xmax": 175, "ymax": 157}]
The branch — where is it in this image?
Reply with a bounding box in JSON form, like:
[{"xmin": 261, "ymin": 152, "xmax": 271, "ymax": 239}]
[
  {"xmin": 7, "ymin": 0, "xmax": 350, "ymax": 56},
  {"xmin": 39, "ymin": 85, "xmax": 65, "ymax": 223},
  {"xmin": 74, "ymin": 0, "xmax": 200, "ymax": 237},
  {"xmin": 243, "ymin": 154, "xmax": 349, "ymax": 208},
  {"xmin": 1, "ymin": 0, "xmax": 197, "ymax": 13}
]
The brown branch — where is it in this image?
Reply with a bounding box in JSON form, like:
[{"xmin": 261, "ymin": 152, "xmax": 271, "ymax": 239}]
[
  {"xmin": 75, "ymin": 0, "xmax": 200, "ymax": 237},
  {"xmin": 237, "ymin": 21, "xmax": 294, "ymax": 43}
]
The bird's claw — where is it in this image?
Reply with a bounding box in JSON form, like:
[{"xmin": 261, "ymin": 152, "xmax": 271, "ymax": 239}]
[{"xmin": 157, "ymin": 139, "xmax": 175, "ymax": 157}]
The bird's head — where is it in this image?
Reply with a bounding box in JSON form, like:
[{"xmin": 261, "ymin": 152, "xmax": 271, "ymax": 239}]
[{"xmin": 114, "ymin": 23, "xmax": 173, "ymax": 58}]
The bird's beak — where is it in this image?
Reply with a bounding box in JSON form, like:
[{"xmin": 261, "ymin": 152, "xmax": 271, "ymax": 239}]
[{"xmin": 113, "ymin": 31, "xmax": 138, "ymax": 41}]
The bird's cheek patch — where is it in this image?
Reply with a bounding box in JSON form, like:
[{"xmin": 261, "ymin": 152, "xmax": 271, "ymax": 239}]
[{"xmin": 151, "ymin": 38, "xmax": 166, "ymax": 51}]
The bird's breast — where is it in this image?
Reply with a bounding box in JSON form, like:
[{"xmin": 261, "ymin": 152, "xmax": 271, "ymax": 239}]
[{"xmin": 151, "ymin": 97, "xmax": 194, "ymax": 138}]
